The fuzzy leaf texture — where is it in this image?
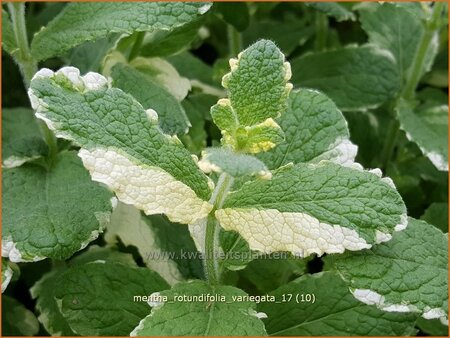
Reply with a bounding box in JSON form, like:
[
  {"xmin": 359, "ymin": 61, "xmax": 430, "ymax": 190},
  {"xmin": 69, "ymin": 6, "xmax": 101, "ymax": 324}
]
[
  {"xmin": 131, "ymin": 280, "xmax": 267, "ymax": 336},
  {"xmin": 216, "ymin": 162, "xmax": 407, "ymax": 257},
  {"xmin": 110, "ymin": 62, "xmax": 190, "ymax": 135},
  {"xmin": 327, "ymin": 218, "xmax": 448, "ymax": 325},
  {"xmin": 2, "ymin": 151, "xmax": 113, "ymax": 262},
  {"xmin": 198, "ymin": 147, "xmax": 271, "ymax": 178},
  {"xmin": 52, "ymin": 261, "xmax": 169, "ymax": 336},
  {"xmin": 28, "ymin": 67, "xmax": 213, "ymax": 224},
  {"xmin": 258, "ymin": 271, "xmax": 417, "ymax": 336},
  {"xmin": 2, "ymin": 108, "xmax": 48, "ymax": 168},
  {"xmin": 211, "ymin": 39, "xmax": 292, "ymax": 153},
  {"xmin": 30, "ymin": 2, "xmax": 212, "ymax": 60},
  {"xmin": 30, "ymin": 247, "xmax": 138, "ymax": 336},
  {"xmin": 258, "ymin": 89, "xmax": 357, "ymax": 169}
]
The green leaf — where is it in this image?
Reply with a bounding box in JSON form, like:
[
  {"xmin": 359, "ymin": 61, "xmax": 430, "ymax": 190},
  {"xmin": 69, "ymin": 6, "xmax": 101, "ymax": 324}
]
[
  {"xmin": 258, "ymin": 271, "xmax": 417, "ymax": 336},
  {"xmin": 180, "ymin": 93, "xmax": 217, "ymax": 154},
  {"xmin": 418, "ymin": 87, "xmax": 449, "ymax": 107},
  {"xmin": 30, "ymin": 2, "xmax": 212, "ymax": 60},
  {"xmin": 394, "ymin": 148, "xmax": 448, "ymax": 184},
  {"xmin": 30, "ymin": 269, "xmax": 76, "ymax": 336},
  {"xmin": 111, "ymin": 62, "xmax": 190, "ymax": 135},
  {"xmin": 2, "ymin": 151, "xmax": 112, "ymax": 262},
  {"xmin": 306, "ymin": 2, "xmax": 356, "ymax": 21},
  {"xmin": 216, "ymin": 162, "xmax": 407, "ymax": 257},
  {"xmin": 1, "ymin": 258, "xmax": 13, "ymax": 293},
  {"xmin": 421, "ymin": 202, "xmax": 448, "ymax": 233},
  {"xmin": 258, "ymin": 89, "xmax": 357, "ymax": 170},
  {"xmin": 423, "ymin": 41, "xmax": 449, "ymax": 88},
  {"xmin": 290, "ymin": 45, "xmax": 401, "ymax": 110},
  {"xmin": 357, "ymin": 2, "xmax": 423, "ymax": 82},
  {"xmin": 26, "ymin": 2, "xmax": 67, "ymax": 37},
  {"xmin": 219, "ymin": 230, "xmax": 253, "ymax": 271},
  {"xmin": 397, "ymin": 99, "xmax": 448, "ymax": 171},
  {"xmin": 2, "ymin": 296, "xmax": 40, "ymax": 336},
  {"xmin": 198, "ymin": 147, "xmax": 271, "ymax": 178},
  {"xmin": 131, "ymin": 57, "xmax": 191, "ymax": 101},
  {"xmin": 417, "ymin": 317, "xmax": 449, "ymax": 336},
  {"xmin": 211, "ymin": 40, "xmax": 292, "ymax": 153},
  {"xmin": 29, "ymin": 67, "xmax": 213, "ymax": 224},
  {"xmin": 106, "ymin": 202, "xmax": 203, "ymax": 285},
  {"xmin": 167, "ymin": 52, "xmax": 225, "ymax": 97},
  {"xmin": 221, "ymin": 40, "xmax": 291, "ymax": 126},
  {"xmin": 131, "ymin": 280, "xmax": 267, "ymax": 336},
  {"xmin": 215, "ymin": 2, "xmax": 250, "ymax": 32},
  {"xmin": 343, "ymin": 110, "xmax": 382, "ymax": 167},
  {"xmin": 69, "ymin": 34, "xmax": 120, "ymax": 74},
  {"xmin": 328, "ymin": 218, "xmax": 448, "ymax": 324},
  {"xmin": 2, "ymin": 9, "xmax": 18, "ymax": 57},
  {"xmin": 243, "ymin": 19, "xmax": 313, "ymax": 57},
  {"xmin": 2, "ymin": 107, "xmax": 48, "ymax": 168},
  {"xmin": 240, "ymin": 256, "xmax": 309, "ymax": 293},
  {"xmin": 146, "ymin": 215, "xmax": 204, "ymax": 280},
  {"xmin": 237, "ymin": 119, "xmax": 285, "ymax": 154},
  {"xmin": 68, "ymin": 244, "xmax": 137, "ymax": 267},
  {"xmin": 140, "ymin": 18, "xmax": 205, "ymax": 57},
  {"xmin": 30, "ymin": 246, "xmax": 136, "ymax": 336},
  {"xmin": 168, "ymin": 52, "xmax": 216, "ymax": 86},
  {"xmin": 54, "ymin": 261, "xmax": 169, "ymax": 336}
]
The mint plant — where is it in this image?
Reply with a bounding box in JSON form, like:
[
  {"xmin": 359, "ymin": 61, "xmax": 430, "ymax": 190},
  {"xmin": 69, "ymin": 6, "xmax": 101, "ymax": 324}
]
[{"xmin": 2, "ymin": 2, "xmax": 448, "ymax": 336}]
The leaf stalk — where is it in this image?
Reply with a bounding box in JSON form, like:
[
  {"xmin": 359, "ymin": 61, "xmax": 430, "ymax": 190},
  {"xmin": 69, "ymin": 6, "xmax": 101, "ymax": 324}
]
[
  {"xmin": 7, "ymin": 2, "xmax": 58, "ymax": 164},
  {"xmin": 7, "ymin": 2, "xmax": 37, "ymax": 86},
  {"xmin": 204, "ymin": 172, "xmax": 234, "ymax": 285},
  {"xmin": 381, "ymin": 2, "xmax": 445, "ymax": 168},
  {"xmin": 227, "ymin": 25, "xmax": 242, "ymax": 57},
  {"xmin": 314, "ymin": 12, "xmax": 328, "ymax": 52},
  {"xmin": 402, "ymin": 2, "xmax": 445, "ymax": 100}
]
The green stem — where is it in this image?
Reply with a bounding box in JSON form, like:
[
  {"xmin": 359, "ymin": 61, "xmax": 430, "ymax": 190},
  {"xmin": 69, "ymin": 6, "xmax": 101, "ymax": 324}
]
[
  {"xmin": 8, "ymin": 2, "xmax": 58, "ymax": 162},
  {"xmin": 379, "ymin": 118, "xmax": 400, "ymax": 171},
  {"xmin": 128, "ymin": 31, "xmax": 145, "ymax": 62},
  {"xmin": 204, "ymin": 173, "xmax": 234, "ymax": 285},
  {"xmin": 402, "ymin": 2, "xmax": 445, "ymax": 100},
  {"xmin": 204, "ymin": 215, "xmax": 220, "ymax": 285},
  {"xmin": 314, "ymin": 13, "xmax": 328, "ymax": 52},
  {"xmin": 380, "ymin": 2, "xmax": 445, "ymax": 169},
  {"xmin": 39, "ymin": 120, "xmax": 58, "ymax": 164},
  {"xmin": 227, "ymin": 25, "xmax": 242, "ymax": 57},
  {"xmin": 7, "ymin": 2, "xmax": 37, "ymax": 86}
]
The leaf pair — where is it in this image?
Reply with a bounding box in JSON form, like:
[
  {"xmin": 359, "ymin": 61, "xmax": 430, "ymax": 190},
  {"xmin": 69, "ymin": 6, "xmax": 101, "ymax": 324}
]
[{"xmin": 28, "ymin": 40, "xmax": 407, "ymax": 260}]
